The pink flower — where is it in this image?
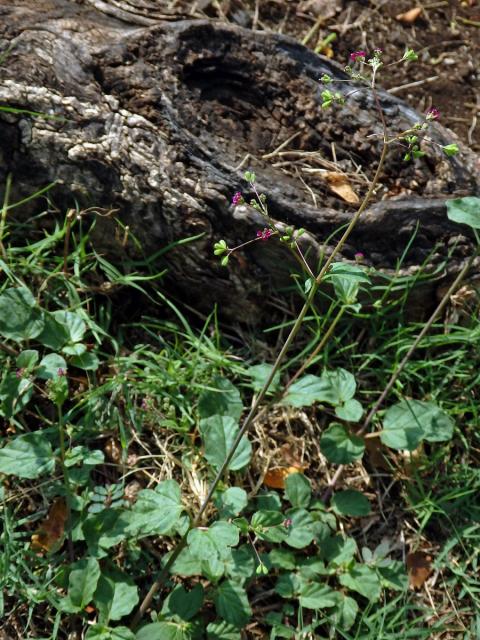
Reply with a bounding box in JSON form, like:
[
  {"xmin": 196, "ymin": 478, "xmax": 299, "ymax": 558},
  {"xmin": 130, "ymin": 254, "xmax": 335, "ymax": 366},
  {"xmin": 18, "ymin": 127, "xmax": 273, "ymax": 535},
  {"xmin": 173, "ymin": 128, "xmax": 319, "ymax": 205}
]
[
  {"xmin": 283, "ymin": 518, "xmax": 293, "ymax": 529},
  {"xmin": 349, "ymin": 50, "xmax": 366, "ymax": 62},
  {"xmin": 57, "ymin": 368, "xmax": 66, "ymax": 377},
  {"xmin": 426, "ymin": 107, "xmax": 440, "ymax": 121},
  {"xmin": 354, "ymin": 251, "xmax": 365, "ymax": 262},
  {"xmin": 232, "ymin": 191, "xmax": 243, "ymax": 206},
  {"xmin": 256, "ymin": 228, "xmax": 273, "ymax": 241}
]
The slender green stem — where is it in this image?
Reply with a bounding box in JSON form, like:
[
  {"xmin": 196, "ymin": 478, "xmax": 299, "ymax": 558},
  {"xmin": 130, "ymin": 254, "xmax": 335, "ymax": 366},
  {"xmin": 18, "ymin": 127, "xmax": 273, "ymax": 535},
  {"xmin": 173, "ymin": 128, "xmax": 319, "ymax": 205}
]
[
  {"xmin": 284, "ymin": 305, "xmax": 347, "ymax": 393},
  {"xmin": 57, "ymin": 403, "xmax": 74, "ymax": 562},
  {"xmin": 0, "ymin": 173, "xmax": 12, "ymax": 258}
]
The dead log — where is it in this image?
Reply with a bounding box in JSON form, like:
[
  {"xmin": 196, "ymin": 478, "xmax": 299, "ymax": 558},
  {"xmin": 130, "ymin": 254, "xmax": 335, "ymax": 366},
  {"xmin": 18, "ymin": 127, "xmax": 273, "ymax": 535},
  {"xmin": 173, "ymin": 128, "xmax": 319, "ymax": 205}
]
[{"xmin": 1, "ymin": 1, "xmax": 479, "ymax": 321}]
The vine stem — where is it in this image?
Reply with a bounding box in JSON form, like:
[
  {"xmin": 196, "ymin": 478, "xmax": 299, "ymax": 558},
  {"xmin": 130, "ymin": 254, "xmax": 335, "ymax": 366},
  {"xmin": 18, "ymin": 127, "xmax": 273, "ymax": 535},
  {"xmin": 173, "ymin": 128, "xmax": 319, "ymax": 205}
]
[
  {"xmin": 130, "ymin": 139, "xmax": 389, "ymax": 631},
  {"xmin": 321, "ymin": 243, "xmax": 480, "ymax": 503}
]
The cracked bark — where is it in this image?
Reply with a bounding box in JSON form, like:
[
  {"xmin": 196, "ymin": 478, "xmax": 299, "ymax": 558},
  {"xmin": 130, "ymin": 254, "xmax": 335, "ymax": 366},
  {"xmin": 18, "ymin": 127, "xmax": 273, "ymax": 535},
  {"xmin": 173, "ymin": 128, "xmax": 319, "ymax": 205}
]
[{"xmin": 1, "ymin": 0, "xmax": 479, "ymax": 322}]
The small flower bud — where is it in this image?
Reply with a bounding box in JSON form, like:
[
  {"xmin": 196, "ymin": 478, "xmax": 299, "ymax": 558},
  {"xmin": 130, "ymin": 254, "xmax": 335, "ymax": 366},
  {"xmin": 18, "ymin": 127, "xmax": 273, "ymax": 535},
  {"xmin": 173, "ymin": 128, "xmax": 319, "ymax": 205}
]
[
  {"xmin": 349, "ymin": 50, "xmax": 366, "ymax": 62},
  {"xmin": 426, "ymin": 107, "xmax": 440, "ymax": 121}
]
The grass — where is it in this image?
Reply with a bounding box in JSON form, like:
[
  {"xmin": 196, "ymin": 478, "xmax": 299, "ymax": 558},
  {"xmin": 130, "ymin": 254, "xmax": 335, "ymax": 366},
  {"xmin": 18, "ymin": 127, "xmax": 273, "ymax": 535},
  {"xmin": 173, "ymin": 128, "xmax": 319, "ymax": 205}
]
[{"xmin": 0, "ymin": 193, "xmax": 480, "ymax": 640}]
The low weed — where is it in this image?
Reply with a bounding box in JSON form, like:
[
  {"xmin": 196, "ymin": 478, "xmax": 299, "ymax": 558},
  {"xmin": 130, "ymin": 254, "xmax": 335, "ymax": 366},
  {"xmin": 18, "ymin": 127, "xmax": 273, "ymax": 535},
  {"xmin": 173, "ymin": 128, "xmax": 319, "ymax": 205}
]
[{"xmin": 1, "ymin": 47, "xmax": 480, "ymax": 640}]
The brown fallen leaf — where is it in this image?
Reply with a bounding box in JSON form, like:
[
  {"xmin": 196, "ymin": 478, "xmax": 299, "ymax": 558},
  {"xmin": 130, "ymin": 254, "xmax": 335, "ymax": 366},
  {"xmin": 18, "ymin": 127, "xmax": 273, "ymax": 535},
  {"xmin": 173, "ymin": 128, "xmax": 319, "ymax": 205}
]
[
  {"xmin": 406, "ymin": 550, "xmax": 432, "ymax": 588},
  {"xmin": 325, "ymin": 172, "xmax": 359, "ymax": 204},
  {"xmin": 31, "ymin": 498, "xmax": 68, "ymax": 553},
  {"xmin": 396, "ymin": 7, "xmax": 422, "ymax": 23},
  {"xmin": 264, "ymin": 466, "xmax": 304, "ymax": 489},
  {"xmin": 104, "ymin": 436, "xmax": 122, "ymax": 463}
]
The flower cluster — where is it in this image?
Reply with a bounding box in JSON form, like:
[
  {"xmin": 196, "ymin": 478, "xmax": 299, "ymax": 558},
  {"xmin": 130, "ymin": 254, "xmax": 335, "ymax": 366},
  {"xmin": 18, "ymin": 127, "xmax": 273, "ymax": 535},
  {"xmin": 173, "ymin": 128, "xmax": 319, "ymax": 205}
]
[
  {"xmin": 232, "ymin": 191, "xmax": 243, "ymax": 206},
  {"xmin": 349, "ymin": 50, "xmax": 366, "ymax": 62},
  {"xmin": 426, "ymin": 107, "xmax": 440, "ymax": 121},
  {"xmin": 257, "ymin": 228, "xmax": 273, "ymax": 241}
]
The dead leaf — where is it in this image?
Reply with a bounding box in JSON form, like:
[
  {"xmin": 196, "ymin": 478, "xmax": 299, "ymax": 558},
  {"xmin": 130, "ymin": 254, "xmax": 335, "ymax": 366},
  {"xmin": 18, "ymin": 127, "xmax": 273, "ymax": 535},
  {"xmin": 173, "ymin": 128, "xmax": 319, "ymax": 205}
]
[
  {"xmin": 104, "ymin": 436, "xmax": 122, "ymax": 463},
  {"xmin": 325, "ymin": 172, "xmax": 359, "ymax": 204},
  {"xmin": 364, "ymin": 436, "xmax": 391, "ymax": 471},
  {"xmin": 396, "ymin": 7, "xmax": 422, "ymax": 23},
  {"xmin": 406, "ymin": 551, "xmax": 432, "ymax": 588},
  {"xmin": 264, "ymin": 466, "xmax": 304, "ymax": 489},
  {"xmin": 31, "ymin": 498, "xmax": 68, "ymax": 552}
]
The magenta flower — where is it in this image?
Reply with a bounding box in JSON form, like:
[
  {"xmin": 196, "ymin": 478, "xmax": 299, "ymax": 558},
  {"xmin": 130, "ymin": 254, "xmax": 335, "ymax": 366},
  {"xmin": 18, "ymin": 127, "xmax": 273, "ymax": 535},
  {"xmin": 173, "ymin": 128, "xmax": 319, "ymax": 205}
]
[
  {"xmin": 256, "ymin": 228, "xmax": 273, "ymax": 241},
  {"xmin": 232, "ymin": 191, "xmax": 243, "ymax": 206},
  {"xmin": 15, "ymin": 368, "xmax": 25, "ymax": 379},
  {"xmin": 354, "ymin": 252, "xmax": 365, "ymax": 262},
  {"xmin": 426, "ymin": 107, "xmax": 440, "ymax": 121},
  {"xmin": 283, "ymin": 518, "xmax": 293, "ymax": 529},
  {"xmin": 349, "ymin": 50, "xmax": 366, "ymax": 62},
  {"xmin": 57, "ymin": 368, "xmax": 66, "ymax": 377}
]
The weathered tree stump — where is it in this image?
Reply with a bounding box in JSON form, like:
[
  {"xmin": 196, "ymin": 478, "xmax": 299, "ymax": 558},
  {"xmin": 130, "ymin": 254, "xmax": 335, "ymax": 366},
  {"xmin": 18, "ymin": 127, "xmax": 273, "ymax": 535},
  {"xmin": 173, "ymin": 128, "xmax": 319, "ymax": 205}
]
[{"xmin": 1, "ymin": 1, "xmax": 479, "ymax": 321}]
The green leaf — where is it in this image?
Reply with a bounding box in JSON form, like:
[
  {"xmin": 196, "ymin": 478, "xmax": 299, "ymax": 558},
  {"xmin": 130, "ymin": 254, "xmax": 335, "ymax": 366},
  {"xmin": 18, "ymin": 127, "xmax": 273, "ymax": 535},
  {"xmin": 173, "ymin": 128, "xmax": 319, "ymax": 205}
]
[
  {"xmin": 299, "ymin": 583, "xmax": 337, "ymax": 610},
  {"xmin": 335, "ymin": 398, "xmax": 363, "ymax": 422},
  {"xmin": 187, "ymin": 522, "xmax": 239, "ymax": 580},
  {"xmin": 281, "ymin": 374, "xmax": 333, "ymax": 408},
  {"xmin": 214, "ymin": 580, "xmax": 252, "ymax": 627},
  {"xmin": 378, "ymin": 560, "xmax": 408, "ymax": 591},
  {"xmin": 446, "ymin": 196, "xmax": 480, "ymax": 229},
  {"xmin": 285, "ymin": 473, "xmax": 311, "ymax": 508},
  {"xmin": 225, "ymin": 545, "xmax": 256, "ymax": 583},
  {"xmin": 52, "ymin": 310, "xmax": 86, "ymax": 342},
  {"xmin": 331, "ymin": 594, "xmax": 358, "ymax": 631},
  {"xmin": 37, "ymin": 353, "xmax": 67, "ymax": 380},
  {"xmin": 322, "ymin": 535, "xmax": 357, "ymax": 566},
  {"xmin": 339, "ymin": 564, "xmax": 381, "ymax": 601},
  {"xmin": 323, "ymin": 369, "xmax": 356, "ymax": 404},
  {"xmin": 332, "ymin": 490, "xmax": 371, "ymax": 517},
  {"xmin": 163, "ymin": 583, "xmax": 204, "ymax": 621},
  {"xmin": 250, "ymin": 510, "xmax": 288, "ymax": 543},
  {"xmin": 269, "ymin": 548, "xmax": 297, "ymax": 571},
  {"xmin": 328, "ymin": 263, "xmax": 370, "ymax": 305},
  {"xmin": 136, "ymin": 622, "xmax": 190, "ymax": 640},
  {"xmin": 126, "ymin": 480, "xmax": 183, "ymax": 537},
  {"xmin": 0, "ymin": 432, "xmax": 54, "ymax": 478},
  {"xmin": 206, "ymin": 621, "xmax": 241, "ymax": 640},
  {"xmin": 94, "ymin": 568, "xmax": 139, "ymax": 622},
  {"xmin": 68, "ymin": 557, "xmax": 101, "ymax": 609},
  {"xmin": 16, "ymin": 349, "xmax": 39, "ymax": 370},
  {"xmin": 63, "ymin": 343, "xmax": 87, "ymax": 356},
  {"xmin": 442, "ymin": 144, "xmax": 459, "ymax": 157},
  {"xmin": 215, "ymin": 487, "xmax": 248, "ymax": 518},
  {"xmin": 71, "ymin": 351, "xmax": 100, "ymax": 370},
  {"xmin": 0, "ymin": 372, "xmax": 34, "ymax": 418},
  {"xmin": 0, "ymin": 287, "xmax": 44, "ymax": 342},
  {"xmin": 320, "ymin": 423, "xmax": 365, "ymax": 464},
  {"xmin": 275, "ymin": 572, "xmax": 302, "ymax": 598},
  {"xmin": 198, "ymin": 377, "xmax": 243, "ymax": 421},
  {"xmin": 282, "ymin": 369, "xmax": 358, "ymax": 408},
  {"xmin": 86, "ymin": 625, "xmax": 135, "ymax": 640},
  {"xmin": 199, "ymin": 415, "xmax": 251, "ymax": 472},
  {"xmin": 285, "ymin": 508, "xmax": 315, "ymax": 549},
  {"xmin": 37, "ymin": 312, "xmax": 70, "ymax": 350},
  {"xmin": 246, "ymin": 364, "xmax": 280, "ymax": 394},
  {"xmin": 381, "ymin": 399, "xmax": 454, "ymax": 450}
]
